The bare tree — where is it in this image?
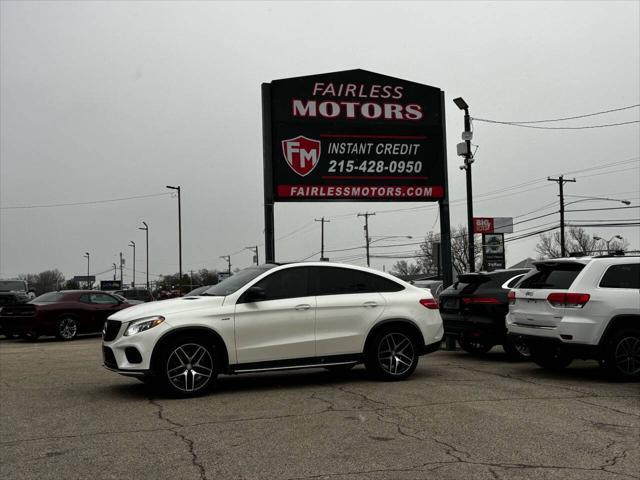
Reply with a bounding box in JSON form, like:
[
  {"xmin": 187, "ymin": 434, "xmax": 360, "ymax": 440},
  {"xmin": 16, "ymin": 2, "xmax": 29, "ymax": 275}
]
[
  {"xmin": 18, "ymin": 270, "xmax": 65, "ymax": 295},
  {"xmin": 390, "ymin": 260, "xmax": 422, "ymax": 277},
  {"xmin": 418, "ymin": 226, "xmax": 482, "ymax": 275},
  {"xmin": 535, "ymin": 227, "xmax": 629, "ymax": 259}
]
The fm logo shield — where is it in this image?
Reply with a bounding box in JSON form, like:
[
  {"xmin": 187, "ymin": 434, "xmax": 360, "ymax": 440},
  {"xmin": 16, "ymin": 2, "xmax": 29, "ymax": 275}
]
[{"xmin": 282, "ymin": 136, "xmax": 321, "ymax": 177}]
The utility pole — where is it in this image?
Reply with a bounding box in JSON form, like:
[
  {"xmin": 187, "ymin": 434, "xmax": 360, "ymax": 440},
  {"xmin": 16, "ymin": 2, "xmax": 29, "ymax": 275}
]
[
  {"xmin": 166, "ymin": 185, "xmax": 182, "ymax": 292},
  {"xmin": 245, "ymin": 246, "xmax": 259, "ymax": 265},
  {"xmin": 139, "ymin": 222, "xmax": 149, "ymax": 290},
  {"xmin": 112, "ymin": 263, "xmax": 117, "ymax": 281},
  {"xmin": 119, "ymin": 252, "xmax": 124, "ymax": 283},
  {"xmin": 128, "ymin": 241, "xmax": 136, "ymax": 287},
  {"xmin": 189, "ymin": 270, "xmax": 194, "ymax": 290},
  {"xmin": 220, "ymin": 255, "xmax": 231, "ymax": 276},
  {"xmin": 315, "ymin": 217, "xmax": 330, "ymax": 260},
  {"xmin": 548, "ymin": 176, "xmax": 576, "ymax": 257},
  {"xmin": 357, "ymin": 212, "xmax": 375, "ymax": 267},
  {"xmin": 453, "ymin": 97, "xmax": 475, "ymax": 272}
]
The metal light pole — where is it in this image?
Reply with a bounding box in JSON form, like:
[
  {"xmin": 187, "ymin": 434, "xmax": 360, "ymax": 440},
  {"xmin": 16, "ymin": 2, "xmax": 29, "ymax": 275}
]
[
  {"xmin": 128, "ymin": 241, "xmax": 136, "ymax": 287},
  {"xmin": 112, "ymin": 263, "xmax": 117, "ymax": 281},
  {"xmin": 83, "ymin": 252, "xmax": 90, "ymax": 289},
  {"xmin": 358, "ymin": 212, "xmax": 375, "ymax": 267},
  {"xmin": 166, "ymin": 185, "xmax": 182, "ymax": 291},
  {"xmin": 220, "ymin": 255, "xmax": 231, "ymax": 276},
  {"xmin": 138, "ymin": 222, "xmax": 149, "ymax": 290},
  {"xmin": 453, "ymin": 97, "xmax": 475, "ymax": 272},
  {"xmin": 119, "ymin": 252, "xmax": 124, "ymax": 283},
  {"xmin": 245, "ymin": 246, "xmax": 259, "ymax": 265}
]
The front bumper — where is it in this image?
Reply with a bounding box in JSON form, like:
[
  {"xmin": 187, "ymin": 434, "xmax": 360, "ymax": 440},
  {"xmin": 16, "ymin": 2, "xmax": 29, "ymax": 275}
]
[{"xmin": 102, "ymin": 319, "xmax": 171, "ymax": 374}]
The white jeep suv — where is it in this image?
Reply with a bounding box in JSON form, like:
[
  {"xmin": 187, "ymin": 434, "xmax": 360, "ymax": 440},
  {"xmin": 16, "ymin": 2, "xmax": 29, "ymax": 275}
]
[
  {"xmin": 507, "ymin": 256, "xmax": 640, "ymax": 380},
  {"xmin": 102, "ymin": 262, "xmax": 444, "ymax": 396}
]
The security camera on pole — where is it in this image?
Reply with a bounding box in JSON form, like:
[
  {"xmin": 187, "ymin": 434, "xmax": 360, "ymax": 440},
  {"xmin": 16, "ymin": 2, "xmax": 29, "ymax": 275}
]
[{"xmin": 454, "ymin": 97, "xmax": 475, "ymax": 272}]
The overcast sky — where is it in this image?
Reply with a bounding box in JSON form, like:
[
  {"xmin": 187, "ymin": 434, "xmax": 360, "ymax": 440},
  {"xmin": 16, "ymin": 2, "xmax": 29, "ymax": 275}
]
[{"xmin": 1, "ymin": 0, "xmax": 639, "ymax": 284}]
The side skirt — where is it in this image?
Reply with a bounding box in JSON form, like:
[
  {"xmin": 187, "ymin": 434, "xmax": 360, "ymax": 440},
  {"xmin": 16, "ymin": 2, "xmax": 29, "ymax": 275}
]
[{"xmin": 227, "ymin": 353, "xmax": 363, "ymax": 374}]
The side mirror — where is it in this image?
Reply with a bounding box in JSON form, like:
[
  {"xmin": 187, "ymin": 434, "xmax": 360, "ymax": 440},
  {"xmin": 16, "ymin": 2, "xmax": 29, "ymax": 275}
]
[{"xmin": 243, "ymin": 286, "xmax": 266, "ymax": 303}]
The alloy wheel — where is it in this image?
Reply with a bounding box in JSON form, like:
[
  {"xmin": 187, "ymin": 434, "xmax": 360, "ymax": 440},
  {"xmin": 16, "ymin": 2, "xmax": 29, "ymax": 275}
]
[
  {"xmin": 513, "ymin": 340, "xmax": 531, "ymax": 358},
  {"xmin": 58, "ymin": 318, "xmax": 77, "ymax": 340},
  {"xmin": 166, "ymin": 343, "xmax": 214, "ymax": 393},
  {"xmin": 377, "ymin": 332, "xmax": 415, "ymax": 376},
  {"xmin": 614, "ymin": 336, "xmax": 640, "ymax": 376}
]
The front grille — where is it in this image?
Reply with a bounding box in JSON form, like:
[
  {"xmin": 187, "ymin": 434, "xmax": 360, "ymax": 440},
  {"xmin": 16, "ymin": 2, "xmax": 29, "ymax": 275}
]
[
  {"xmin": 102, "ymin": 320, "xmax": 121, "ymax": 341},
  {"xmin": 102, "ymin": 346, "xmax": 117, "ymax": 369},
  {"xmin": 0, "ymin": 304, "xmax": 37, "ymax": 316}
]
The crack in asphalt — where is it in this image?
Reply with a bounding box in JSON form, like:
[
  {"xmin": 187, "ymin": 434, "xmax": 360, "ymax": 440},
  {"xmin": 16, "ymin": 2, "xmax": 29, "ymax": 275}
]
[
  {"xmin": 147, "ymin": 397, "xmax": 207, "ymax": 480},
  {"xmin": 575, "ymin": 398, "xmax": 640, "ymax": 419}
]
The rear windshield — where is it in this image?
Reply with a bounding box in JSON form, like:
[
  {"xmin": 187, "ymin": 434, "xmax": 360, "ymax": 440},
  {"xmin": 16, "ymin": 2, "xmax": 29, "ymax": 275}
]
[
  {"xmin": 444, "ymin": 271, "xmax": 527, "ymax": 295},
  {"xmin": 519, "ymin": 263, "xmax": 585, "ymax": 290},
  {"xmin": 31, "ymin": 292, "xmax": 67, "ymax": 303}
]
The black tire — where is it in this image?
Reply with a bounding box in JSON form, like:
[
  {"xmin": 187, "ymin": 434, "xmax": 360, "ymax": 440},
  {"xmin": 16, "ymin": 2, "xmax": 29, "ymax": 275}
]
[
  {"xmin": 158, "ymin": 335, "xmax": 218, "ymax": 397},
  {"xmin": 365, "ymin": 327, "xmax": 419, "ymax": 381},
  {"xmin": 503, "ymin": 337, "xmax": 532, "ymax": 361},
  {"xmin": 530, "ymin": 345, "xmax": 573, "ymax": 371},
  {"xmin": 459, "ymin": 337, "xmax": 494, "ymax": 355},
  {"xmin": 603, "ymin": 328, "xmax": 640, "ymax": 382},
  {"xmin": 22, "ymin": 330, "xmax": 40, "ymax": 341},
  {"xmin": 56, "ymin": 316, "xmax": 78, "ymax": 340},
  {"xmin": 324, "ymin": 364, "xmax": 355, "ymax": 375}
]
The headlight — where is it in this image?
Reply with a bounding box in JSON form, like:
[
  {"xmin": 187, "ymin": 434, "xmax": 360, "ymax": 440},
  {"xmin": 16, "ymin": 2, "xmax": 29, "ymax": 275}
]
[{"xmin": 124, "ymin": 316, "xmax": 165, "ymax": 336}]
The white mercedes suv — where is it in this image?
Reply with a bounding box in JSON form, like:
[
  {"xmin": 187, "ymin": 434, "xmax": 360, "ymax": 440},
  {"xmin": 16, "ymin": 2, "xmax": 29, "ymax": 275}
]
[
  {"xmin": 507, "ymin": 256, "xmax": 640, "ymax": 381},
  {"xmin": 102, "ymin": 262, "xmax": 444, "ymax": 396}
]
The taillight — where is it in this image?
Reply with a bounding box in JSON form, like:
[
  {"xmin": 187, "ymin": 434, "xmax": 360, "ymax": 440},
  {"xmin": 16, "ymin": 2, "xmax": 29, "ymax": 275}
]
[
  {"xmin": 507, "ymin": 290, "xmax": 516, "ymax": 305},
  {"xmin": 420, "ymin": 298, "xmax": 439, "ymax": 309},
  {"xmin": 547, "ymin": 292, "xmax": 590, "ymax": 308},
  {"xmin": 462, "ymin": 297, "xmax": 500, "ymax": 305}
]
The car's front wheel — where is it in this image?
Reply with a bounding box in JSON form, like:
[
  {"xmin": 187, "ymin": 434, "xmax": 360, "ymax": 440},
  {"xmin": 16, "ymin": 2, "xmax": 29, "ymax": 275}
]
[
  {"xmin": 603, "ymin": 328, "xmax": 640, "ymax": 382},
  {"xmin": 365, "ymin": 328, "xmax": 419, "ymax": 381},
  {"xmin": 503, "ymin": 337, "xmax": 531, "ymax": 361},
  {"xmin": 56, "ymin": 317, "xmax": 78, "ymax": 340},
  {"xmin": 159, "ymin": 336, "xmax": 218, "ymax": 397}
]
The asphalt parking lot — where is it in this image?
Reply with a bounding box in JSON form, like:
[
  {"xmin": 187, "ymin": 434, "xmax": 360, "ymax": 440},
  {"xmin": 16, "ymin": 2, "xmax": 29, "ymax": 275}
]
[{"xmin": 0, "ymin": 336, "xmax": 638, "ymax": 480}]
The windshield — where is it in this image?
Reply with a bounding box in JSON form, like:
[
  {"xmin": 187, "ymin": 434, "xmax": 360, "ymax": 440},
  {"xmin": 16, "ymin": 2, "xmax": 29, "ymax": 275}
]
[
  {"xmin": 202, "ymin": 265, "xmax": 276, "ymax": 296},
  {"xmin": 0, "ymin": 281, "xmax": 26, "ymax": 291},
  {"xmin": 31, "ymin": 292, "xmax": 67, "ymax": 303}
]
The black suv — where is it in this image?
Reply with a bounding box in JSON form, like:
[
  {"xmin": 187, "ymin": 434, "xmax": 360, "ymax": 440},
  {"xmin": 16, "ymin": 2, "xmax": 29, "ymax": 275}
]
[{"xmin": 439, "ymin": 269, "xmax": 530, "ymax": 360}]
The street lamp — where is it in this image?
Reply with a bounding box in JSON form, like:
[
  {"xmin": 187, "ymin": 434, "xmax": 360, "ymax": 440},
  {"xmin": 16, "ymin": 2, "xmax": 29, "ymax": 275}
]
[
  {"xmin": 565, "ymin": 195, "xmax": 631, "ymax": 207},
  {"xmin": 83, "ymin": 252, "xmax": 90, "ymax": 289},
  {"xmin": 138, "ymin": 222, "xmax": 149, "ymax": 290},
  {"xmin": 369, "ymin": 235, "xmax": 413, "ymax": 245},
  {"xmin": 128, "ymin": 241, "xmax": 136, "ymax": 287},
  {"xmin": 594, "ymin": 235, "xmax": 623, "ymax": 254},
  {"xmin": 453, "ymin": 97, "xmax": 475, "ymax": 272},
  {"xmin": 166, "ymin": 185, "xmax": 182, "ymax": 292}
]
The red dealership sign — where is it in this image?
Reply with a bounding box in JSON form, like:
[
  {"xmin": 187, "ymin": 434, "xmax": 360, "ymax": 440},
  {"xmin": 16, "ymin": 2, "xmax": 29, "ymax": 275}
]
[{"xmin": 263, "ymin": 70, "xmax": 446, "ymax": 202}]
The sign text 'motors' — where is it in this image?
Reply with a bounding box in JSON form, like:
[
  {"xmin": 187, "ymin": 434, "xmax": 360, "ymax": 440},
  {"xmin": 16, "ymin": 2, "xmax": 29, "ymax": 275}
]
[{"xmin": 265, "ymin": 69, "xmax": 446, "ymax": 202}]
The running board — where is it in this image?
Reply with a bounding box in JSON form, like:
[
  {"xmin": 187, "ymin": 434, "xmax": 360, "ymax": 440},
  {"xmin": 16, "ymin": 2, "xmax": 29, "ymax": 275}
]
[{"xmin": 228, "ymin": 354, "xmax": 362, "ymax": 374}]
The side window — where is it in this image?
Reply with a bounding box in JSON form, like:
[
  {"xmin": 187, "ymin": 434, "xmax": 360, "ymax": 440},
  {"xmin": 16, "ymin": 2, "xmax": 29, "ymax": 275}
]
[
  {"xmin": 599, "ymin": 264, "xmax": 640, "ymax": 289},
  {"xmin": 79, "ymin": 294, "xmax": 91, "ymax": 303},
  {"xmin": 253, "ymin": 267, "xmax": 309, "ymax": 301},
  {"xmin": 90, "ymin": 293, "xmax": 119, "ymax": 305},
  {"xmin": 310, "ymin": 267, "xmax": 403, "ymax": 295}
]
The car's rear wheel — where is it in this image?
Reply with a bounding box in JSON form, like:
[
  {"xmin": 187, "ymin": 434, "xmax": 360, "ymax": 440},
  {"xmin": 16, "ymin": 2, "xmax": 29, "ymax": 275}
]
[
  {"xmin": 503, "ymin": 337, "xmax": 531, "ymax": 361},
  {"xmin": 530, "ymin": 345, "xmax": 573, "ymax": 371},
  {"xmin": 159, "ymin": 336, "xmax": 218, "ymax": 397},
  {"xmin": 365, "ymin": 328, "xmax": 418, "ymax": 381},
  {"xmin": 603, "ymin": 328, "xmax": 640, "ymax": 382},
  {"xmin": 459, "ymin": 337, "xmax": 494, "ymax": 355},
  {"xmin": 56, "ymin": 317, "xmax": 78, "ymax": 340}
]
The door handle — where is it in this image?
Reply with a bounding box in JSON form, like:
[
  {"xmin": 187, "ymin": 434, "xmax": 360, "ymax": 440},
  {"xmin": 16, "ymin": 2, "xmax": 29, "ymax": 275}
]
[
  {"xmin": 295, "ymin": 304, "xmax": 311, "ymax": 311},
  {"xmin": 362, "ymin": 301, "xmax": 378, "ymax": 308}
]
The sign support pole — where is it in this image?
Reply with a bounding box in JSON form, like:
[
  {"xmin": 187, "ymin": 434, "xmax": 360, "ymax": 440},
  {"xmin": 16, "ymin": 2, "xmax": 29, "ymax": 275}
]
[
  {"xmin": 438, "ymin": 91, "xmax": 454, "ymax": 290},
  {"xmin": 262, "ymin": 83, "xmax": 275, "ymax": 263}
]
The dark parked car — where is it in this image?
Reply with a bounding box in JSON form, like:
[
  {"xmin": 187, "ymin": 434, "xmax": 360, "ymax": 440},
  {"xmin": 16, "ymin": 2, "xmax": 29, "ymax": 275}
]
[
  {"xmin": 0, "ymin": 290, "xmax": 133, "ymax": 340},
  {"xmin": 114, "ymin": 289, "xmax": 154, "ymax": 303},
  {"xmin": 439, "ymin": 269, "xmax": 530, "ymax": 360}
]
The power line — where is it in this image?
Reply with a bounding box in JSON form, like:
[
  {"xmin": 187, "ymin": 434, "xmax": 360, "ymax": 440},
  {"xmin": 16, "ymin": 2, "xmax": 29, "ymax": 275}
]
[
  {"xmin": 473, "ymin": 104, "xmax": 639, "ymax": 125},
  {"xmin": 473, "ymin": 119, "xmax": 639, "ymax": 130},
  {"xmin": 0, "ymin": 192, "xmax": 172, "ymax": 210}
]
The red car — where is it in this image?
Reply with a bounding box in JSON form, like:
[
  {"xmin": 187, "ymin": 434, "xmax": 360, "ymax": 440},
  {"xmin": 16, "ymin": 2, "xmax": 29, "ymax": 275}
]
[{"xmin": 0, "ymin": 290, "xmax": 134, "ymax": 341}]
